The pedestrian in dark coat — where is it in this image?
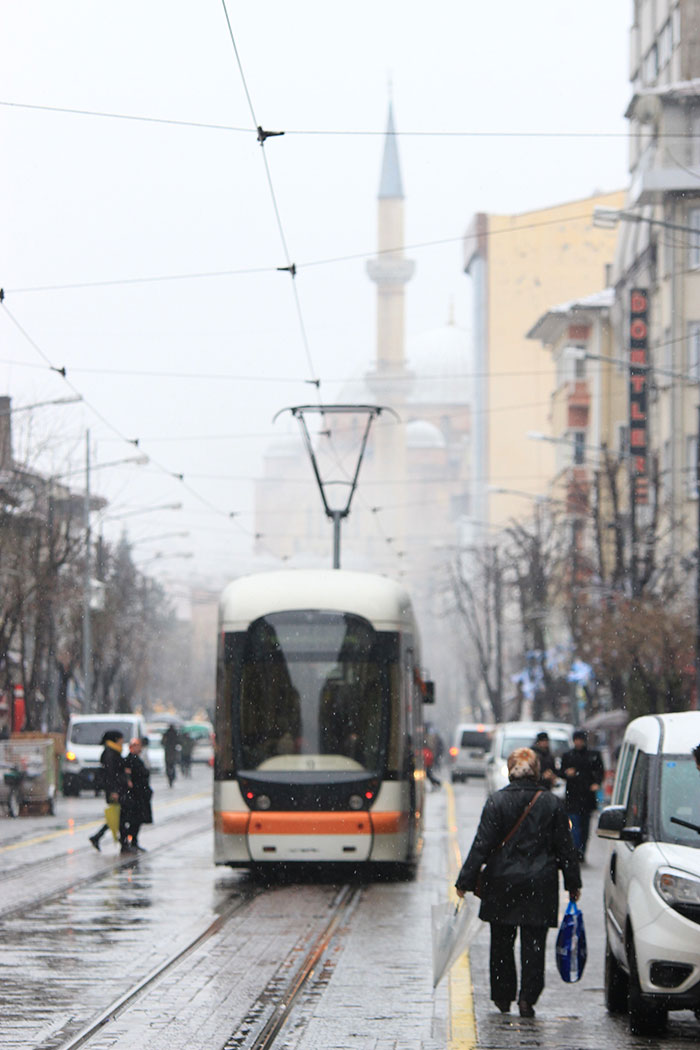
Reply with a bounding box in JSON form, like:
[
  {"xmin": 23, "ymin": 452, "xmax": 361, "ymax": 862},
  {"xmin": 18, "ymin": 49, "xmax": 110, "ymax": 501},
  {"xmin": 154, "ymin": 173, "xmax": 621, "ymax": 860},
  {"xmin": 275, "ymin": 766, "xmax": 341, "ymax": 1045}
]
[
  {"xmin": 559, "ymin": 729, "xmax": 604, "ymax": 861},
  {"xmin": 123, "ymin": 737, "xmax": 153, "ymax": 851},
  {"xmin": 531, "ymin": 731, "xmax": 558, "ymax": 790},
  {"xmin": 162, "ymin": 724, "xmax": 179, "ymax": 787},
  {"xmin": 89, "ymin": 731, "xmax": 131, "ymax": 852},
  {"xmin": 455, "ymin": 747, "xmax": 581, "ymax": 1018}
]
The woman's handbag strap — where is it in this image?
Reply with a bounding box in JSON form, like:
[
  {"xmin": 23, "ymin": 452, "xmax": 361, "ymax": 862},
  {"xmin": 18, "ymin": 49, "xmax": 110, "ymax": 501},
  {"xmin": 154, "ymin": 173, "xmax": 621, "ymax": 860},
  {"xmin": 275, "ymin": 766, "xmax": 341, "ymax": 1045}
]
[{"xmin": 497, "ymin": 789, "xmax": 544, "ymax": 850}]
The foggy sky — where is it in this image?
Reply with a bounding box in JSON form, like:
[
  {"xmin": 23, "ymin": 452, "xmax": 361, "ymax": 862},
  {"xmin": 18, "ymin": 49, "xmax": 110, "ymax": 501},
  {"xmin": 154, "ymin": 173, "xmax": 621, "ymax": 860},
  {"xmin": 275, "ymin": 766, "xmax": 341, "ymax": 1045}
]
[{"xmin": 0, "ymin": 1, "xmax": 632, "ymax": 592}]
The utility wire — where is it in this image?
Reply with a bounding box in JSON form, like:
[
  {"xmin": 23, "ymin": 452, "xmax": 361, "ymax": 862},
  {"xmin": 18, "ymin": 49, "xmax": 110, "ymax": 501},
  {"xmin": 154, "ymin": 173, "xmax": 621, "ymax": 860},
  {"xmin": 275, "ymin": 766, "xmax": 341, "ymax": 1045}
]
[
  {"xmin": 2, "ymin": 98, "xmax": 684, "ymax": 139},
  {"xmin": 0, "ymin": 301, "xmax": 247, "ymax": 527},
  {"xmin": 4, "ymin": 210, "xmax": 610, "ymax": 296},
  {"xmin": 219, "ymin": 1, "xmax": 319, "ymax": 389}
]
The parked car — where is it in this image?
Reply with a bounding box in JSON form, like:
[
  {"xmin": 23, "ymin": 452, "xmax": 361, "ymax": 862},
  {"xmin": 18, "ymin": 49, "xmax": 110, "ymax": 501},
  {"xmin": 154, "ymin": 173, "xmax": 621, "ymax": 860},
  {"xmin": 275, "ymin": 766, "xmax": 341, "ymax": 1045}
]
[
  {"xmin": 484, "ymin": 720, "xmax": 575, "ymax": 799},
  {"xmin": 448, "ymin": 722, "xmax": 492, "ymax": 781},
  {"xmin": 62, "ymin": 713, "xmax": 149, "ymax": 796},
  {"xmin": 596, "ymin": 711, "xmax": 700, "ymax": 1036},
  {"xmin": 144, "ymin": 724, "xmax": 166, "ymax": 774},
  {"xmin": 182, "ymin": 721, "xmax": 215, "ymax": 765}
]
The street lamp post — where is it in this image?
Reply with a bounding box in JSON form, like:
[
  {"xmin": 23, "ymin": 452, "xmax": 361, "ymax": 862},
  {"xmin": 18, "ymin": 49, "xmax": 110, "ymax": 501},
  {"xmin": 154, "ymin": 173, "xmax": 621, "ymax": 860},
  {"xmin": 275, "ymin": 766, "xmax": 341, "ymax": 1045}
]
[
  {"xmin": 83, "ymin": 431, "xmax": 92, "ymax": 711},
  {"xmin": 77, "ymin": 437, "xmax": 150, "ymax": 711}
]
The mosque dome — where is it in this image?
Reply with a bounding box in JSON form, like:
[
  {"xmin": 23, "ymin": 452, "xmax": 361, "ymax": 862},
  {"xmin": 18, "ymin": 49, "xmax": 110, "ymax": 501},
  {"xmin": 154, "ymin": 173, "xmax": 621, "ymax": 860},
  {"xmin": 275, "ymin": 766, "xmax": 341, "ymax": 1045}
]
[
  {"xmin": 406, "ymin": 419, "xmax": 446, "ymax": 449},
  {"xmin": 406, "ymin": 322, "xmax": 471, "ymax": 406}
]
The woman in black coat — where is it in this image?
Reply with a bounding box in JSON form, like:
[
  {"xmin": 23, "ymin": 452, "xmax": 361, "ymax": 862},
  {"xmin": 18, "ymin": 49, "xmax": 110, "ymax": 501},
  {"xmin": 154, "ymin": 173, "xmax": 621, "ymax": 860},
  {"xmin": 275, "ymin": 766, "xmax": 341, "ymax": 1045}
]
[
  {"xmin": 89, "ymin": 731, "xmax": 131, "ymax": 852},
  {"xmin": 456, "ymin": 747, "xmax": 581, "ymax": 1018},
  {"xmin": 123, "ymin": 738, "xmax": 153, "ymax": 851}
]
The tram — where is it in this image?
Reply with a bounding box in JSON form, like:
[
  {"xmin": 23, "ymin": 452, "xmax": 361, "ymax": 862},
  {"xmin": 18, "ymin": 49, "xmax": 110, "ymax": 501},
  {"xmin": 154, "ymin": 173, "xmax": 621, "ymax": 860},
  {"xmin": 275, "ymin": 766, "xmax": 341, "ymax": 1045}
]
[{"xmin": 213, "ymin": 569, "xmax": 433, "ymax": 869}]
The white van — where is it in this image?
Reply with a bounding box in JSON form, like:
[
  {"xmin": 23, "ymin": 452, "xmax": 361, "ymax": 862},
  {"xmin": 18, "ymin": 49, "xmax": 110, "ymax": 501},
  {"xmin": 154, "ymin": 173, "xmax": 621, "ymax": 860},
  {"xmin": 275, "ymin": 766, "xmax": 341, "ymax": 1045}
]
[
  {"xmin": 449, "ymin": 723, "xmax": 493, "ymax": 781},
  {"xmin": 597, "ymin": 711, "xmax": 700, "ymax": 1036},
  {"xmin": 62, "ymin": 713, "xmax": 148, "ymax": 796},
  {"xmin": 484, "ymin": 720, "xmax": 575, "ymax": 798}
]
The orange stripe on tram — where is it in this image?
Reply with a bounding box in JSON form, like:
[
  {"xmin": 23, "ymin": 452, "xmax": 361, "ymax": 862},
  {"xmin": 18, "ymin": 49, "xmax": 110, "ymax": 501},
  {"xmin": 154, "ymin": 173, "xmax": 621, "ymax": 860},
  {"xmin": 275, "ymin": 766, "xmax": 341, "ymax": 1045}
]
[
  {"xmin": 217, "ymin": 811, "xmax": 251, "ymax": 835},
  {"xmin": 370, "ymin": 811, "xmax": 409, "ymax": 835},
  {"xmin": 248, "ymin": 812, "xmax": 371, "ymax": 835}
]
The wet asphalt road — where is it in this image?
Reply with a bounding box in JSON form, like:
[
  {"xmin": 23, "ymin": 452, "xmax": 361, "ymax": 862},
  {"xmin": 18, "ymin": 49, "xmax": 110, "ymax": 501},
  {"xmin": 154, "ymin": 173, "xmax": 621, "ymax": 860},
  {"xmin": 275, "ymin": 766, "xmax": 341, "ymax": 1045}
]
[{"xmin": 0, "ymin": 768, "xmax": 699, "ymax": 1049}]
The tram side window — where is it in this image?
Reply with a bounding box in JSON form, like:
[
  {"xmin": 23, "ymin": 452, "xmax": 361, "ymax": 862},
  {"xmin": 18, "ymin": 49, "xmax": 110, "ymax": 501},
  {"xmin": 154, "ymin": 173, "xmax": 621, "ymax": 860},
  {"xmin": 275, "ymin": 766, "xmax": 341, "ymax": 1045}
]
[{"xmin": 215, "ymin": 633, "xmax": 238, "ymax": 778}]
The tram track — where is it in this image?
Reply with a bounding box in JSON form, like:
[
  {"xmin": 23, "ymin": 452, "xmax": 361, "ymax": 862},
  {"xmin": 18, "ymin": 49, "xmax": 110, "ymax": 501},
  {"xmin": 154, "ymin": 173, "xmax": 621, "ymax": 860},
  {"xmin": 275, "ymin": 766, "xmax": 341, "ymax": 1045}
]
[
  {"xmin": 222, "ymin": 883, "xmax": 363, "ymax": 1050},
  {"xmin": 49, "ymin": 880, "xmax": 363, "ymax": 1050},
  {"xmin": 55, "ymin": 884, "xmax": 263, "ymax": 1050},
  {"xmin": 0, "ymin": 806, "xmax": 212, "ymax": 921}
]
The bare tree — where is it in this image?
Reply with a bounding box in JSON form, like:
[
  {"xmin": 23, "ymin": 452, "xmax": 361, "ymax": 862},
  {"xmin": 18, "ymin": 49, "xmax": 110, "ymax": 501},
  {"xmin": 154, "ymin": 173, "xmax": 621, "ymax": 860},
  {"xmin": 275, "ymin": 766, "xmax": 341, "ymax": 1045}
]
[{"xmin": 450, "ymin": 547, "xmax": 504, "ymax": 722}]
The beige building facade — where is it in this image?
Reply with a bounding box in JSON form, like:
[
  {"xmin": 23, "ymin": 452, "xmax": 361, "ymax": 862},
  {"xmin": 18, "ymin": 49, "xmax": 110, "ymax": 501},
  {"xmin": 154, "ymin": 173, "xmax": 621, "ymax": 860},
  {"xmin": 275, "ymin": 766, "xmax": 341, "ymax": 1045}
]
[{"xmin": 463, "ymin": 192, "xmax": 625, "ymax": 539}]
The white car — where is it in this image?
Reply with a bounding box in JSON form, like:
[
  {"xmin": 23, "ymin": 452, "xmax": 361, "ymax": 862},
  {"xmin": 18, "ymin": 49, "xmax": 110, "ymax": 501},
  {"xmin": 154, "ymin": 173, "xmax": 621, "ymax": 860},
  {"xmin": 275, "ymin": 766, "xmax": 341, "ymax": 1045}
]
[
  {"xmin": 145, "ymin": 725, "xmax": 167, "ymax": 774},
  {"xmin": 61, "ymin": 713, "xmax": 149, "ymax": 796},
  {"xmin": 597, "ymin": 711, "xmax": 700, "ymax": 1036},
  {"xmin": 484, "ymin": 720, "xmax": 574, "ymax": 799},
  {"xmin": 448, "ymin": 722, "xmax": 492, "ymax": 782}
]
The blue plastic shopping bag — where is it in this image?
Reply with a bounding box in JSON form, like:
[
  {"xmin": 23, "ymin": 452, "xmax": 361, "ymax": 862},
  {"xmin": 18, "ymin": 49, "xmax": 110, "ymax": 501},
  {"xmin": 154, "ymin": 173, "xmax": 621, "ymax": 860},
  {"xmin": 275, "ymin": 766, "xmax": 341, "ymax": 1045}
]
[{"xmin": 555, "ymin": 900, "xmax": 587, "ymax": 982}]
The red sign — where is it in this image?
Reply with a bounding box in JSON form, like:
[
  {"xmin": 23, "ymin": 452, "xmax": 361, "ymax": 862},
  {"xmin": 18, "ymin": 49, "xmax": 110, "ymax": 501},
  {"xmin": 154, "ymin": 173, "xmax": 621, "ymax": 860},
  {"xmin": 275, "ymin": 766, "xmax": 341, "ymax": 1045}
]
[{"xmin": 629, "ymin": 289, "xmax": 648, "ymax": 504}]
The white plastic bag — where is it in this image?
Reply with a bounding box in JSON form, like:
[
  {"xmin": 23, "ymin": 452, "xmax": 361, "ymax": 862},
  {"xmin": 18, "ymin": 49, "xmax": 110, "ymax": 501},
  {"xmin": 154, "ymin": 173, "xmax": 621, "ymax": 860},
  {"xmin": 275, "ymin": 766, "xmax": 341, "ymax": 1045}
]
[{"xmin": 431, "ymin": 895, "xmax": 483, "ymax": 988}]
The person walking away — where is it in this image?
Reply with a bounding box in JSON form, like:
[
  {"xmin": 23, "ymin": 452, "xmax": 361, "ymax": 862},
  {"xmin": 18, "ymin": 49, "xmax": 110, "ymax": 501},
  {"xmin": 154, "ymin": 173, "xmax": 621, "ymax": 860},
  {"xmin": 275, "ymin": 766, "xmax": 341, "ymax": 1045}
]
[
  {"xmin": 560, "ymin": 729, "xmax": 604, "ymax": 861},
  {"xmin": 531, "ymin": 731, "xmax": 558, "ymax": 790},
  {"xmin": 161, "ymin": 724, "xmax": 179, "ymax": 788},
  {"xmin": 89, "ymin": 731, "xmax": 131, "ymax": 853},
  {"xmin": 455, "ymin": 747, "xmax": 581, "ymax": 1018},
  {"xmin": 123, "ymin": 738, "xmax": 153, "ymax": 851},
  {"xmin": 179, "ymin": 730, "xmax": 194, "ymax": 777},
  {"xmin": 423, "ymin": 743, "xmax": 441, "ymax": 789}
]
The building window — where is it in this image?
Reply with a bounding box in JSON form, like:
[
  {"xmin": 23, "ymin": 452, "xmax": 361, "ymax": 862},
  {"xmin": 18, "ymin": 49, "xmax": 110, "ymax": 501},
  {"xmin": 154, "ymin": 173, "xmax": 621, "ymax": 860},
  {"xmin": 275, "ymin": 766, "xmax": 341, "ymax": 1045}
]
[
  {"xmin": 689, "ymin": 208, "xmax": 700, "ymax": 269},
  {"xmin": 688, "ymin": 322, "xmax": 700, "ymax": 381},
  {"xmin": 572, "ymin": 430, "xmax": 586, "ymax": 466},
  {"xmin": 643, "ymin": 43, "xmax": 658, "ymax": 85},
  {"xmin": 617, "ymin": 424, "xmax": 629, "ymax": 457},
  {"xmin": 659, "ymin": 20, "xmax": 672, "ymax": 69},
  {"xmin": 673, "ymin": 6, "xmax": 681, "ymax": 51},
  {"xmin": 692, "ymin": 113, "xmax": 700, "ymax": 168},
  {"xmin": 662, "ymin": 439, "xmax": 672, "ymax": 501},
  {"xmin": 687, "ymin": 435, "xmax": 698, "ymax": 500}
]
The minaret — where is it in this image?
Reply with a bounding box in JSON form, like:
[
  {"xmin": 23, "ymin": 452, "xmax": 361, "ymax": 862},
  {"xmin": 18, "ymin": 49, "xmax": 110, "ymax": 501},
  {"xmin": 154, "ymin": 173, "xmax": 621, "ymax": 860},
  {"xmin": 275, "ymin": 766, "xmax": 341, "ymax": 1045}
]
[
  {"xmin": 366, "ymin": 103, "xmax": 415, "ymax": 379},
  {"xmin": 365, "ymin": 104, "xmax": 414, "ymax": 568}
]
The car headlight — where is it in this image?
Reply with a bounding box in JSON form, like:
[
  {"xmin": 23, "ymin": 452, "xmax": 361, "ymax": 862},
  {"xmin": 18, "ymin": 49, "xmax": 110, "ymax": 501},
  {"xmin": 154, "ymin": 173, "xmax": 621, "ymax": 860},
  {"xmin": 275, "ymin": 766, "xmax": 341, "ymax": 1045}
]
[{"xmin": 654, "ymin": 868, "xmax": 700, "ymax": 907}]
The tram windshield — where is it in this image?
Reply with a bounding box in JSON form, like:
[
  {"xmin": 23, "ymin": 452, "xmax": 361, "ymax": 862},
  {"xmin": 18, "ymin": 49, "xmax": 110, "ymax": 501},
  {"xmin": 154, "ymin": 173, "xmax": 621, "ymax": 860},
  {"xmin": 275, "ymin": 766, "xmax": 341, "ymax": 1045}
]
[{"xmin": 230, "ymin": 611, "xmax": 395, "ymax": 774}]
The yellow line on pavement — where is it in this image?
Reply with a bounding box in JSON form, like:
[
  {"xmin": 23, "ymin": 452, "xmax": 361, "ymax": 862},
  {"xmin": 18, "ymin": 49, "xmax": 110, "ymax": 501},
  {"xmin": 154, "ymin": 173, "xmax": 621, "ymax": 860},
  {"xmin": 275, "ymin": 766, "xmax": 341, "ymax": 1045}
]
[
  {"xmin": 0, "ymin": 790, "xmax": 210, "ymax": 853},
  {"xmin": 445, "ymin": 781, "xmax": 477, "ymax": 1050}
]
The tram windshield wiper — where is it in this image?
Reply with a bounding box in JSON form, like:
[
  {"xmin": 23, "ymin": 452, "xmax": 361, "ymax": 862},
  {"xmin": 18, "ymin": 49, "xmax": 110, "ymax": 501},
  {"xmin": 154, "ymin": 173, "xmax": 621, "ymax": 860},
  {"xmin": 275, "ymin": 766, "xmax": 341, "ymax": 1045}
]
[{"xmin": 670, "ymin": 816, "xmax": 700, "ymax": 835}]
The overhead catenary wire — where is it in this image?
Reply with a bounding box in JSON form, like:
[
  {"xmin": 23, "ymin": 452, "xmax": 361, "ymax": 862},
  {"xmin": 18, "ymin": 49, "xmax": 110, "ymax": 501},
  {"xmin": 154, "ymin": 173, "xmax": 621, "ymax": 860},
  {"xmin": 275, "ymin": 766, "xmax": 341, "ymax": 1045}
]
[
  {"xmin": 4, "ymin": 210, "xmax": 615, "ymax": 295},
  {"xmin": 0, "ymin": 300, "xmax": 257, "ymax": 538},
  {"xmin": 218, "ymin": 1, "xmax": 319, "ymax": 391},
  {"xmin": 3, "ymin": 98, "xmax": 689, "ymax": 139}
]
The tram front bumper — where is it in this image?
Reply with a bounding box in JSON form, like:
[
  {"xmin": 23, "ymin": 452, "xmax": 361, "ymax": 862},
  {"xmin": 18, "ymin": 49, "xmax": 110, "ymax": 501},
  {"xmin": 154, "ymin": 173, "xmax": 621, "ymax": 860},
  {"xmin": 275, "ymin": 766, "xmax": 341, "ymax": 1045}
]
[{"xmin": 215, "ymin": 808, "xmax": 411, "ymax": 864}]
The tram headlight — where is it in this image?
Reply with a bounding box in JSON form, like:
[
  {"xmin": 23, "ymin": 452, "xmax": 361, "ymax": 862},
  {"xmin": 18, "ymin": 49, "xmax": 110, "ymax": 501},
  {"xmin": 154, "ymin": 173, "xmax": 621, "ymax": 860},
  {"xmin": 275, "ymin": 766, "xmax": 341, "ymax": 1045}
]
[
  {"xmin": 256, "ymin": 794, "xmax": 271, "ymax": 810},
  {"xmin": 348, "ymin": 794, "xmax": 363, "ymax": 810}
]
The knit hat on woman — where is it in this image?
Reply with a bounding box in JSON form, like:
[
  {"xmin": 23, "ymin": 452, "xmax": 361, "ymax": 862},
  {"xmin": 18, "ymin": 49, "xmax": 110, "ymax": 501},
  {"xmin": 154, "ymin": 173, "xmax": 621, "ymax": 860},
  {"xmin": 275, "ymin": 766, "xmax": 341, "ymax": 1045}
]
[{"xmin": 507, "ymin": 747, "xmax": 540, "ymax": 781}]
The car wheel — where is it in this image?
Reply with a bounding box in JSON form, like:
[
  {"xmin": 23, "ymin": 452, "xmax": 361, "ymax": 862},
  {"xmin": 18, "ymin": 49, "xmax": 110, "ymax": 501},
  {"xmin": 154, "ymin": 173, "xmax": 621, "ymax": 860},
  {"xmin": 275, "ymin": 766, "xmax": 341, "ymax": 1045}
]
[
  {"xmin": 628, "ymin": 938, "xmax": 667, "ymax": 1036},
  {"xmin": 604, "ymin": 942, "xmax": 628, "ymax": 1014},
  {"xmin": 62, "ymin": 779, "xmax": 79, "ymax": 797}
]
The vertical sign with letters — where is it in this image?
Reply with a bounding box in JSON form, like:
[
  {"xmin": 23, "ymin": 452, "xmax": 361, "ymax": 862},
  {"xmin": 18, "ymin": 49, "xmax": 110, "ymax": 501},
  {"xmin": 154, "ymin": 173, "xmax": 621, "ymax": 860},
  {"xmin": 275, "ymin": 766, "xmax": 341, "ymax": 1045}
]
[{"xmin": 629, "ymin": 288, "xmax": 649, "ymax": 504}]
